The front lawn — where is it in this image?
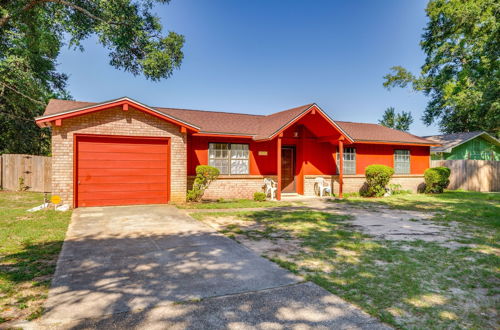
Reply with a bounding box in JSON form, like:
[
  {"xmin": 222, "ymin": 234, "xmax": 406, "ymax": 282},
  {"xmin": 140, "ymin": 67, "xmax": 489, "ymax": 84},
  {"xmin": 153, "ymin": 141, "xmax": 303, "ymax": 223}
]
[
  {"xmin": 192, "ymin": 191, "xmax": 499, "ymax": 329},
  {"xmin": 177, "ymin": 198, "xmax": 298, "ymax": 209},
  {"xmin": 0, "ymin": 192, "xmax": 71, "ymax": 325},
  {"xmin": 337, "ymin": 190, "xmax": 500, "ymax": 229}
]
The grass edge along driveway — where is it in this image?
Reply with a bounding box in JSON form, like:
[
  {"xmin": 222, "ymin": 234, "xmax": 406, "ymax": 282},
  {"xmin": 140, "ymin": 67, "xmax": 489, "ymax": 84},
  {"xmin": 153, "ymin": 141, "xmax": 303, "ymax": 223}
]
[
  {"xmin": 191, "ymin": 191, "xmax": 500, "ymax": 329},
  {"xmin": 176, "ymin": 198, "xmax": 299, "ymax": 209},
  {"xmin": 0, "ymin": 192, "xmax": 71, "ymax": 325}
]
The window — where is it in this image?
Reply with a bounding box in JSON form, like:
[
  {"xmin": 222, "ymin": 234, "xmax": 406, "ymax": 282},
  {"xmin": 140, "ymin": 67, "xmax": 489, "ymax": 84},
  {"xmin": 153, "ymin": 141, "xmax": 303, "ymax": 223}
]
[
  {"xmin": 336, "ymin": 147, "xmax": 356, "ymax": 175},
  {"xmin": 470, "ymin": 140, "xmax": 482, "ymax": 159},
  {"xmin": 208, "ymin": 143, "xmax": 249, "ymax": 175},
  {"xmin": 394, "ymin": 150, "xmax": 410, "ymax": 174}
]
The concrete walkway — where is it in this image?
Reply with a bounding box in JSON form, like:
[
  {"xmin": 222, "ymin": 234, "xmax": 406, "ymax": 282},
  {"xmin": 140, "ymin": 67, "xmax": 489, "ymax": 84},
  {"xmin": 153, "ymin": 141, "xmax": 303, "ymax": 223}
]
[{"xmin": 38, "ymin": 205, "xmax": 390, "ymax": 329}]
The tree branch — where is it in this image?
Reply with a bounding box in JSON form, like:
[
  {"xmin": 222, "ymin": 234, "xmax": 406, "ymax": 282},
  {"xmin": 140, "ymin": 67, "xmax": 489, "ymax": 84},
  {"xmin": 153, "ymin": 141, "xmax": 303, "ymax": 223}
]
[
  {"xmin": 0, "ymin": 82, "xmax": 46, "ymax": 106},
  {"xmin": 0, "ymin": 109, "xmax": 38, "ymax": 122},
  {"xmin": 1, "ymin": 0, "xmax": 39, "ymax": 27},
  {"xmin": 1, "ymin": 0, "xmax": 125, "ymax": 27}
]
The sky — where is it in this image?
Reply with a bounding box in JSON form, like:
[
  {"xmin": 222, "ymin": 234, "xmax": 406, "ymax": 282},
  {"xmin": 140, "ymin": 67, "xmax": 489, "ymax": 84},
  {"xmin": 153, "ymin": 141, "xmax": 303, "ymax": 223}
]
[{"xmin": 57, "ymin": 0, "xmax": 439, "ymax": 136}]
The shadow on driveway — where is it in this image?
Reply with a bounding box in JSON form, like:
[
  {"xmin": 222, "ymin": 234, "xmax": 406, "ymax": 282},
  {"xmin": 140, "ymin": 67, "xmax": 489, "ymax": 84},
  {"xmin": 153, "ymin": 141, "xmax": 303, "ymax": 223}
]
[{"xmin": 39, "ymin": 205, "xmax": 390, "ymax": 329}]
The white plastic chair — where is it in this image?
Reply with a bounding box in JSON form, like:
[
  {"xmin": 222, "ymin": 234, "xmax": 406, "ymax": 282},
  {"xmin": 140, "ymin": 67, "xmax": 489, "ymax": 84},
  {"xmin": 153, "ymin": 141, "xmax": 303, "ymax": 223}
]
[
  {"xmin": 314, "ymin": 177, "xmax": 331, "ymax": 197},
  {"xmin": 263, "ymin": 178, "xmax": 277, "ymax": 200}
]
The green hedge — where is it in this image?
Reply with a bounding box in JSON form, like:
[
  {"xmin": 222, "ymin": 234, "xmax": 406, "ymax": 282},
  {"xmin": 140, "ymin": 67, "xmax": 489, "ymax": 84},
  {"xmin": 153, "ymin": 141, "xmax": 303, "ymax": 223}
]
[
  {"xmin": 362, "ymin": 164, "xmax": 394, "ymax": 197},
  {"xmin": 424, "ymin": 167, "xmax": 450, "ymax": 193}
]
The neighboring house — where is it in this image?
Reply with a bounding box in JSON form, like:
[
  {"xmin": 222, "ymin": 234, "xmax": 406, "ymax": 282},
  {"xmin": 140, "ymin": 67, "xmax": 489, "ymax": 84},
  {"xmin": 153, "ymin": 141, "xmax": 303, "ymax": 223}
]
[
  {"xmin": 424, "ymin": 132, "xmax": 500, "ymax": 161},
  {"xmin": 35, "ymin": 97, "xmax": 437, "ymax": 207}
]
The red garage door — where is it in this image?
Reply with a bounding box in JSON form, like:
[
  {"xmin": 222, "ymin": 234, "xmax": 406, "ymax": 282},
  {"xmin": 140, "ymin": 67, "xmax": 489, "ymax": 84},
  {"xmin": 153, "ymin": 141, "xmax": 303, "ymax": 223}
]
[{"xmin": 75, "ymin": 135, "xmax": 170, "ymax": 207}]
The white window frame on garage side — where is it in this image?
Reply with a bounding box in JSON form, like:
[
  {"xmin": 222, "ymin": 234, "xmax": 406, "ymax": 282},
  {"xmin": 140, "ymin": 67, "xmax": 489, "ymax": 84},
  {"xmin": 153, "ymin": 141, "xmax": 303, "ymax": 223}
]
[
  {"xmin": 336, "ymin": 147, "xmax": 356, "ymax": 175},
  {"xmin": 394, "ymin": 149, "xmax": 410, "ymax": 174},
  {"xmin": 208, "ymin": 143, "xmax": 250, "ymax": 175},
  {"xmin": 470, "ymin": 139, "xmax": 482, "ymax": 159}
]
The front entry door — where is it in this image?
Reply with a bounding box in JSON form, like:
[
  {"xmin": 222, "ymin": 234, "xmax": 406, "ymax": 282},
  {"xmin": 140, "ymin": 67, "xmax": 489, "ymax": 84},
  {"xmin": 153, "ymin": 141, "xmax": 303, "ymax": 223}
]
[{"xmin": 281, "ymin": 147, "xmax": 295, "ymax": 193}]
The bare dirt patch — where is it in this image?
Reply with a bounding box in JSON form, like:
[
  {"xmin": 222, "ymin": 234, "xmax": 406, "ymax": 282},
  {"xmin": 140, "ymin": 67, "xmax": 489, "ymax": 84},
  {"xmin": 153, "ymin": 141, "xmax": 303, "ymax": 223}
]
[{"xmin": 304, "ymin": 200, "xmax": 470, "ymax": 247}]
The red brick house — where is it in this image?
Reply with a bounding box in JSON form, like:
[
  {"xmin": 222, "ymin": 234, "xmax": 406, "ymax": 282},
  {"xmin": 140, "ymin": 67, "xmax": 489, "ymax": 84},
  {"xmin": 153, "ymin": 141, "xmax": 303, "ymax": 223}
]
[{"xmin": 35, "ymin": 97, "xmax": 437, "ymax": 207}]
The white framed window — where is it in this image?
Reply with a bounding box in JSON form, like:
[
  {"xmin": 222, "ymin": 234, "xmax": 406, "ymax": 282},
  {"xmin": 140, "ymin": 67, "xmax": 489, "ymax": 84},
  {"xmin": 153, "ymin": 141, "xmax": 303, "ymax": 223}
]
[
  {"xmin": 336, "ymin": 147, "xmax": 356, "ymax": 175},
  {"xmin": 394, "ymin": 149, "xmax": 410, "ymax": 174},
  {"xmin": 209, "ymin": 143, "xmax": 249, "ymax": 175},
  {"xmin": 470, "ymin": 140, "xmax": 481, "ymax": 159}
]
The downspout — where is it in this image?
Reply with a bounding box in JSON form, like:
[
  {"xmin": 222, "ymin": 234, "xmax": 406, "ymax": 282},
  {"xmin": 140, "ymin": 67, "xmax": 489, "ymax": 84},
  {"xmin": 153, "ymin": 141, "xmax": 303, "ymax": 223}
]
[
  {"xmin": 338, "ymin": 138, "xmax": 344, "ymax": 198},
  {"xmin": 277, "ymin": 134, "xmax": 282, "ymax": 200}
]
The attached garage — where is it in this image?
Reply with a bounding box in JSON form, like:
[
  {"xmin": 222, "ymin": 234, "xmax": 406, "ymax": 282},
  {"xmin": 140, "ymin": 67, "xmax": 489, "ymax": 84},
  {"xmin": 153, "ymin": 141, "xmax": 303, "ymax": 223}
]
[
  {"xmin": 35, "ymin": 97, "xmax": 199, "ymax": 207},
  {"xmin": 75, "ymin": 135, "xmax": 170, "ymax": 207}
]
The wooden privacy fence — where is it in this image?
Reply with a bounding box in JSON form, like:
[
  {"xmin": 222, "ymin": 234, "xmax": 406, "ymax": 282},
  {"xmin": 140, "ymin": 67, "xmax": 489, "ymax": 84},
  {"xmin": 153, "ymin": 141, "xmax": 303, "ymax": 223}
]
[
  {"xmin": 430, "ymin": 159, "xmax": 500, "ymax": 192},
  {"xmin": 0, "ymin": 154, "xmax": 51, "ymax": 192}
]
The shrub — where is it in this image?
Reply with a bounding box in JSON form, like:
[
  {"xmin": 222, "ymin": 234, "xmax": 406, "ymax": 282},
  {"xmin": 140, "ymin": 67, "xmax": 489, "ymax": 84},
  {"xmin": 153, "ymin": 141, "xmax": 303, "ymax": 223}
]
[
  {"xmin": 187, "ymin": 165, "xmax": 220, "ymax": 202},
  {"xmin": 362, "ymin": 164, "xmax": 394, "ymax": 197},
  {"xmin": 253, "ymin": 192, "xmax": 267, "ymax": 202},
  {"xmin": 424, "ymin": 167, "xmax": 450, "ymax": 193}
]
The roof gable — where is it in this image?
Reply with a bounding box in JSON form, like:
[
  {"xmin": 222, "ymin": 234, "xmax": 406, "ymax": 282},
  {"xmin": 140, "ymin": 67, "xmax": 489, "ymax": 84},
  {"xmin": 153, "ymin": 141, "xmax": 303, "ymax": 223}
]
[
  {"xmin": 425, "ymin": 131, "xmax": 500, "ymax": 152},
  {"xmin": 35, "ymin": 97, "xmax": 200, "ymax": 131}
]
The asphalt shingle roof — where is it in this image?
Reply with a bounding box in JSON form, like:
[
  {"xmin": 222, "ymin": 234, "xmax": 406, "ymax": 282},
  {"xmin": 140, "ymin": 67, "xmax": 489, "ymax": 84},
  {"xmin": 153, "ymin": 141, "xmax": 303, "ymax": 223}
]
[
  {"xmin": 424, "ymin": 131, "xmax": 500, "ymax": 152},
  {"xmin": 39, "ymin": 99, "xmax": 436, "ymax": 145},
  {"xmin": 335, "ymin": 121, "xmax": 434, "ymax": 145}
]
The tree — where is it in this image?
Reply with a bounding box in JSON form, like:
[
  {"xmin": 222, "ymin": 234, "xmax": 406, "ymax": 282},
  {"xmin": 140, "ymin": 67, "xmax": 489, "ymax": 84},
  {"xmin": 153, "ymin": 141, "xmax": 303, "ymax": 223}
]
[
  {"xmin": 0, "ymin": 0, "xmax": 185, "ymax": 155},
  {"xmin": 379, "ymin": 107, "xmax": 414, "ymax": 131},
  {"xmin": 383, "ymin": 0, "xmax": 499, "ymax": 136}
]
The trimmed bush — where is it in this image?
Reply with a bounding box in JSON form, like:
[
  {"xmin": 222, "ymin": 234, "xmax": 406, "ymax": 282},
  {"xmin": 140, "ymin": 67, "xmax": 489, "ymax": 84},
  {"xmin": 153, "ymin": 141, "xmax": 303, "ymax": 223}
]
[
  {"xmin": 362, "ymin": 164, "xmax": 394, "ymax": 197},
  {"xmin": 253, "ymin": 192, "xmax": 267, "ymax": 202},
  {"xmin": 424, "ymin": 167, "xmax": 450, "ymax": 193},
  {"xmin": 187, "ymin": 165, "xmax": 220, "ymax": 202}
]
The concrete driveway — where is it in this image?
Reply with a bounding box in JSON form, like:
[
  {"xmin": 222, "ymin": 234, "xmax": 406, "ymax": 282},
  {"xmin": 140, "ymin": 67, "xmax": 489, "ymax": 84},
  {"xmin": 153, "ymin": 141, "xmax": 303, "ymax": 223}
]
[{"xmin": 40, "ymin": 205, "xmax": 390, "ymax": 329}]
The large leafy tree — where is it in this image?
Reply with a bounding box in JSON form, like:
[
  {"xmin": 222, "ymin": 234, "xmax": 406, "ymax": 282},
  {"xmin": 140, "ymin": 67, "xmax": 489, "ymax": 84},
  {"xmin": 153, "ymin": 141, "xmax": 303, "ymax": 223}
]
[
  {"xmin": 0, "ymin": 0, "xmax": 184, "ymax": 155},
  {"xmin": 378, "ymin": 107, "xmax": 414, "ymax": 131},
  {"xmin": 383, "ymin": 0, "xmax": 499, "ymax": 136}
]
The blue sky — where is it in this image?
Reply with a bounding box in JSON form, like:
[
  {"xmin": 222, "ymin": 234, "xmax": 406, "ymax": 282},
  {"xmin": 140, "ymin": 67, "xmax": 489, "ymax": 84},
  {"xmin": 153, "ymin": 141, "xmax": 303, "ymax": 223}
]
[{"xmin": 57, "ymin": 0, "xmax": 438, "ymax": 135}]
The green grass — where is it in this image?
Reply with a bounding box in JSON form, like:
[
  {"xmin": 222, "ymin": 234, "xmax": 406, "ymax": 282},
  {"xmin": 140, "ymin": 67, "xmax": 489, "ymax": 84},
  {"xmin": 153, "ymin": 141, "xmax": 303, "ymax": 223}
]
[
  {"xmin": 0, "ymin": 191, "xmax": 71, "ymax": 324},
  {"xmin": 194, "ymin": 191, "xmax": 500, "ymax": 329},
  {"xmin": 177, "ymin": 198, "xmax": 298, "ymax": 209}
]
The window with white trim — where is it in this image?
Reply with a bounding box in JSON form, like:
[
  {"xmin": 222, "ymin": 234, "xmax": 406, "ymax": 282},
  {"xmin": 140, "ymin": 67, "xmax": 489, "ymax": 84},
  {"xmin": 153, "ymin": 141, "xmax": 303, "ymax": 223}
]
[
  {"xmin": 208, "ymin": 143, "xmax": 249, "ymax": 175},
  {"xmin": 470, "ymin": 140, "xmax": 481, "ymax": 159},
  {"xmin": 336, "ymin": 147, "xmax": 356, "ymax": 175},
  {"xmin": 394, "ymin": 150, "xmax": 410, "ymax": 174}
]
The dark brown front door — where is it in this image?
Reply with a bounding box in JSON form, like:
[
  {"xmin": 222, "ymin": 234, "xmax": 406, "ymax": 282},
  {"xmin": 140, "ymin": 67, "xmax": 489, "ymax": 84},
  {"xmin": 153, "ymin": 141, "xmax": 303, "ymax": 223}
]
[{"xmin": 281, "ymin": 147, "xmax": 295, "ymax": 193}]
